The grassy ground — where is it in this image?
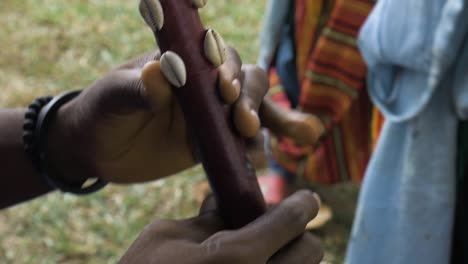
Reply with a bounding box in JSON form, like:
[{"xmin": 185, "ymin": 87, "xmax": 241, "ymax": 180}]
[{"xmin": 0, "ymin": 1, "xmax": 355, "ymax": 263}]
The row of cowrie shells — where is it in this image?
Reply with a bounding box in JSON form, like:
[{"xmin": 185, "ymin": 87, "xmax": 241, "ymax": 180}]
[{"xmin": 139, "ymin": 0, "xmax": 227, "ymax": 88}]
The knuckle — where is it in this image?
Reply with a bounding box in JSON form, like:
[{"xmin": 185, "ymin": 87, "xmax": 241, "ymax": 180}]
[
  {"xmin": 202, "ymin": 232, "xmax": 260, "ymax": 264},
  {"xmin": 243, "ymin": 64, "xmax": 264, "ymax": 75},
  {"xmin": 203, "ymin": 230, "xmax": 232, "ymax": 249},
  {"xmin": 144, "ymin": 219, "xmax": 178, "ymax": 237},
  {"xmin": 201, "ymin": 232, "xmax": 231, "ymax": 259},
  {"xmin": 251, "ymin": 65, "xmax": 269, "ymax": 87},
  {"xmin": 245, "ymin": 65, "xmax": 268, "ymax": 85}
]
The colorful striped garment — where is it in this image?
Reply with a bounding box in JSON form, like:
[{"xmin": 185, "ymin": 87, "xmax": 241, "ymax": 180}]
[{"xmin": 268, "ymin": 0, "xmax": 382, "ymax": 185}]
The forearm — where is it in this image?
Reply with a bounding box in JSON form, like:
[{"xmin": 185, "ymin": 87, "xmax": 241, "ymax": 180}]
[{"xmin": 0, "ymin": 109, "xmax": 53, "ymax": 209}]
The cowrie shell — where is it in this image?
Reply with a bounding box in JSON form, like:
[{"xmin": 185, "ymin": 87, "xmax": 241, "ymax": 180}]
[
  {"xmin": 160, "ymin": 51, "xmax": 187, "ymax": 88},
  {"xmin": 204, "ymin": 29, "xmax": 227, "ymax": 67},
  {"xmin": 139, "ymin": 0, "xmax": 164, "ymax": 31}
]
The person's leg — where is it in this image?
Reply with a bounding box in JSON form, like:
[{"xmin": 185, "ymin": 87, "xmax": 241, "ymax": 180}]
[{"xmin": 274, "ymin": 4, "xmax": 300, "ymax": 109}]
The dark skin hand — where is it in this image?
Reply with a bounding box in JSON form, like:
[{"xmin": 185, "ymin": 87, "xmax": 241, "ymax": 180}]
[
  {"xmin": 120, "ymin": 190, "xmax": 323, "ymax": 264},
  {"xmin": 0, "ymin": 48, "xmax": 324, "ymax": 209},
  {"xmin": 0, "ymin": 46, "xmax": 325, "ymax": 263},
  {"xmin": 47, "ymin": 48, "xmax": 323, "ymax": 184}
]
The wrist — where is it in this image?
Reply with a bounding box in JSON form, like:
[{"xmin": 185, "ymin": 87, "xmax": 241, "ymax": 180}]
[
  {"xmin": 47, "ymin": 99, "xmax": 88, "ymax": 184},
  {"xmin": 23, "ymin": 90, "xmax": 107, "ymax": 194}
]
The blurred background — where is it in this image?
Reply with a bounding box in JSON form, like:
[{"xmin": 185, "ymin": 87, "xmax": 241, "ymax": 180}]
[{"xmin": 0, "ymin": 0, "xmax": 358, "ymax": 263}]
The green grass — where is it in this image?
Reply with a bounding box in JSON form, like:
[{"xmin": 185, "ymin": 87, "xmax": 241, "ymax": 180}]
[
  {"xmin": 0, "ymin": 0, "xmax": 264, "ymax": 108},
  {"xmin": 0, "ymin": 1, "xmax": 352, "ymax": 263},
  {"xmin": 0, "ymin": 166, "xmax": 206, "ymax": 263}
]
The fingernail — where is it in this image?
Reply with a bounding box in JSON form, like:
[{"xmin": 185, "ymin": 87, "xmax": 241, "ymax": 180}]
[
  {"xmin": 232, "ymin": 79, "xmax": 241, "ymax": 94},
  {"xmin": 235, "ymin": 103, "xmax": 260, "ymax": 138},
  {"xmin": 312, "ymin": 193, "xmax": 322, "ymax": 208},
  {"xmin": 141, "ymin": 61, "xmax": 160, "ymax": 85},
  {"xmin": 250, "ymin": 109, "xmax": 261, "ymax": 134},
  {"xmin": 250, "ymin": 109, "xmax": 260, "ymax": 122}
]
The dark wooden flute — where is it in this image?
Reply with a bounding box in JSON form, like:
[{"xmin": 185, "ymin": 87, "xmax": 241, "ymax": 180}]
[{"xmin": 139, "ymin": 0, "xmax": 266, "ymax": 228}]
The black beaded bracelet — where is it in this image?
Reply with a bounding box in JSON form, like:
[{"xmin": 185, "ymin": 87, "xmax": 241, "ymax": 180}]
[
  {"xmin": 24, "ymin": 91, "xmax": 108, "ymax": 194},
  {"xmin": 23, "ymin": 96, "xmax": 53, "ymax": 164}
]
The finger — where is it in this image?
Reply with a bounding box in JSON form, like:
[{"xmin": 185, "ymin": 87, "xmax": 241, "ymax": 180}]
[
  {"xmin": 219, "ymin": 74, "xmax": 241, "ymax": 104},
  {"xmin": 234, "ymin": 99, "xmax": 261, "ymax": 138},
  {"xmin": 141, "ymin": 61, "xmax": 173, "ymax": 112},
  {"xmin": 245, "ymin": 130, "xmax": 268, "ymax": 170},
  {"xmin": 199, "ymin": 194, "xmax": 217, "ymax": 215},
  {"xmin": 233, "ymin": 65, "xmax": 269, "ymax": 138},
  {"xmin": 268, "ymin": 233, "xmax": 324, "ymax": 264},
  {"xmin": 218, "ymin": 47, "xmax": 242, "ymax": 104},
  {"xmin": 223, "ymin": 46, "xmax": 242, "ymax": 74},
  {"xmin": 231, "ymin": 190, "xmax": 321, "ymax": 257},
  {"xmin": 260, "ymin": 97, "xmax": 325, "ymax": 145}
]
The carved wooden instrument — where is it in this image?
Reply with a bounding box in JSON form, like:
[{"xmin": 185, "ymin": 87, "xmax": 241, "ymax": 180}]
[{"xmin": 139, "ymin": 0, "xmax": 267, "ymax": 228}]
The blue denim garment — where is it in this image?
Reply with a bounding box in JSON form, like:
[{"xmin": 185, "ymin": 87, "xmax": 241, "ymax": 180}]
[
  {"xmin": 257, "ymin": 0, "xmax": 291, "ymax": 70},
  {"xmin": 257, "ymin": 0, "xmax": 301, "ymax": 108},
  {"xmin": 275, "ymin": 11, "xmax": 300, "ymax": 108},
  {"xmin": 346, "ymin": 1, "xmax": 468, "ymax": 263}
]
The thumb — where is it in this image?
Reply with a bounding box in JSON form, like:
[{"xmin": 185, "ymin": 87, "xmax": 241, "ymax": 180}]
[
  {"xmin": 141, "ymin": 61, "xmax": 173, "ymax": 112},
  {"xmin": 199, "ymin": 194, "xmax": 218, "ymax": 215},
  {"xmin": 260, "ymin": 97, "xmax": 325, "ymax": 145}
]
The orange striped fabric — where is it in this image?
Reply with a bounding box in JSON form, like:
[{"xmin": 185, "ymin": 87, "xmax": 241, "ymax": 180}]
[
  {"xmin": 269, "ymin": 0, "xmax": 379, "ymax": 184},
  {"xmin": 294, "ymin": 0, "xmax": 327, "ymax": 82}
]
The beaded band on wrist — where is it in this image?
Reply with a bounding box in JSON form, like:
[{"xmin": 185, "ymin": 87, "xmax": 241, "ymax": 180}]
[
  {"xmin": 23, "ymin": 96, "xmax": 53, "ymax": 166},
  {"xmin": 24, "ymin": 90, "xmax": 108, "ymax": 194}
]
